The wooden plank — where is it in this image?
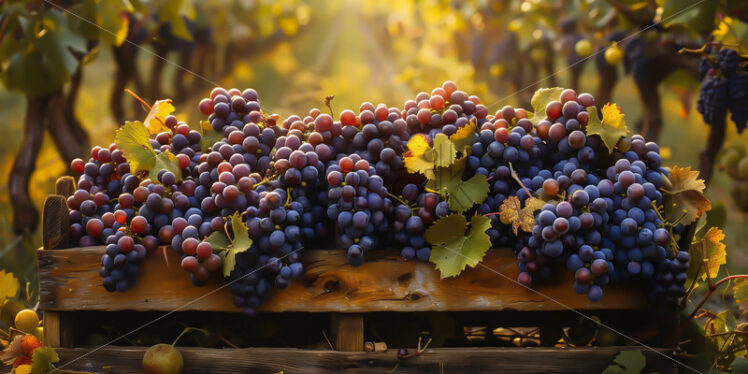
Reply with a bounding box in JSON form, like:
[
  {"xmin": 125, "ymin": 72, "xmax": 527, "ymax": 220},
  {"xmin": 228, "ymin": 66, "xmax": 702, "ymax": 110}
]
[
  {"xmin": 53, "ymin": 346, "xmax": 679, "ymax": 374},
  {"xmin": 42, "ymin": 195, "xmax": 70, "ymax": 250},
  {"xmin": 331, "ymin": 314, "xmax": 364, "ymax": 351},
  {"xmin": 43, "ymin": 311, "xmax": 61, "ymax": 347},
  {"xmin": 38, "ymin": 248, "xmax": 648, "ymax": 313}
]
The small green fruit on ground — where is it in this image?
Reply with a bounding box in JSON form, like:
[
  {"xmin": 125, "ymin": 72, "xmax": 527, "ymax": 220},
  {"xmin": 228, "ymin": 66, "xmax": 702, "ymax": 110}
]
[
  {"xmin": 574, "ymin": 39, "xmax": 592, "ymax": 57},
  {"xmin": 143, "ymin": 344, "xmax": 183, "ymax": 374}
]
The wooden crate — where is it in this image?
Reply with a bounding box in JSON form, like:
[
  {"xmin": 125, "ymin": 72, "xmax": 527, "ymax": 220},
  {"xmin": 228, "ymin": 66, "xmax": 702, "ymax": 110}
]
[{"xmin": 37, "ymin": 178, "xmax": 682, "ymax": 373}]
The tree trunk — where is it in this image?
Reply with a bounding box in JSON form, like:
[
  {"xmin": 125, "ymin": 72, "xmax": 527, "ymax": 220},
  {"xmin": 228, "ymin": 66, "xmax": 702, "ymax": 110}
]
[
  {"xmin": 10, "ymin": 95, "xmax": 49, "ymax": 233},
  {"xmin": 111, "ymin": 43, "xmax": 143, "ymax": 124},
  {"xmin": 147, "ymin": 42, "xmax": 169, "ymax": 101},
  {"xmin": 698, "ymin": 119, "xmax": 725, "ymax": 185},
  {"xmin": 46, "ymin": 91, "xmax": 89, "ymax": 164}
]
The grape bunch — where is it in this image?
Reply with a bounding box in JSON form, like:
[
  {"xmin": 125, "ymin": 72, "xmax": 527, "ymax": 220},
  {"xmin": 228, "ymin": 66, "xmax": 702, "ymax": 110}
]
[
  {"xmin": 326, "ymin": 155, "xmax": 392, "ymax": 266},
  {"xmin": 392, "ymin": 184, "xmax": 447, "ymax": 262},
  {"xmin": 697, "ymin": 47, "xmax": 747, "ymax": 132}
]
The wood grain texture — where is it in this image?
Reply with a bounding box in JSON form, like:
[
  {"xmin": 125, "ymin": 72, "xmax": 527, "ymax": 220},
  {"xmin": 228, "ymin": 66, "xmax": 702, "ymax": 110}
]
[
  {"xmin": 42, "ymin": 195, "xmax": 69, "ymax": 250},
  {"xmin": 43, "ymin": 311, "xmax": 60, "ymax": 347},
  {"xmin": 332, "ymin": 313, "xmax": 364, "ymax": 351},
  {"xmin": 53, "ymin": 346, "xmax": 678, "ymax": 374},
  {"xmin": 38, "ymin": 247, "xmax": 648, "ymax": 313}
]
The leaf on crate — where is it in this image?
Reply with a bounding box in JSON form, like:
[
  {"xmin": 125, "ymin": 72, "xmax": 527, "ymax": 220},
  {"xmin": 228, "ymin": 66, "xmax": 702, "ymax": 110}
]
[
  {"xmin": 687, "ymin": 227, "xmax": 726, "ymax": 286},
  {"xmin": 0, "ymin": 270, "xmax": 19, "ymax": 301},
  {"xmin": 601, "ymin": 350, "xmax": 645, "ymax": 374},
  {"xmin": 499, "ymin": 196, "xmax": 543, "ymax": 235},
  {"xmin": 661, "ymin": 166, "xmax": 711, "ymax": 225},
  {"xmin": 585, "ymin": 104, "xmax": 629, "ymax": 153},
  {"xmin": 144, "ymin": 99, "xmax": 175, "ymax": 134},
  {"xmin": 432, "ymin": 133, "xmax": 457, "ymax": 168},
  {"xmin": 528, "ymin": 87, "xmax": 563, "ymax": 124},
  {"xmin": 200, "ymin": 120, "xmax": 225, "ymax": 153},
  {"xmin": 31, "ymin": 346, "xmax": 59, "ymax": 374},
  {"xmin": 426, "ymin": 214, "xmax": 491, "ymax": 278},
  {"xmin": 210, "ymin": 213, "xmax": 252, "ymax": 277},
  {"xmin": 449, "ymin": 118, "xmax": 476, "ymax": 154}
]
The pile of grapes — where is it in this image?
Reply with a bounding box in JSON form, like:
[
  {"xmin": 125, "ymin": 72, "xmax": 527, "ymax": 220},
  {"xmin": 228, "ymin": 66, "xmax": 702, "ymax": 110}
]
[{"xmin": 65, "ymin": 82, "xmax": 692, "ymax": 315}]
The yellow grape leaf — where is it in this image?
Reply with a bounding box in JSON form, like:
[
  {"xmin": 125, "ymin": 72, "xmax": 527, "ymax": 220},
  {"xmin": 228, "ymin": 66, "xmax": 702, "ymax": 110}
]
[
  {"xmin": 704, "ymin": 310, "xmax": 738, "ymax": 362},
  {"xmin": 432, "ymin": 133, "xmax": 457, "ymax": 168},
  {"xmin": 0, "ymin": 270, "xmax": 19, "ymax": 301},
  {"xmin": 144, "ymin": 99, "xmax": 174, "ymax": 134},
  {"xmin": 499, "ymin": 196, "xmax": 521, "ymax": 226},
  {"xmin": 519, "ymin": 197, "xmax": 544, "ymax": 233},
  {"xmin": 528, "ymin": 87, "xmax": 563, "ymax": 124},
  {"xmin": 32, "ymin": 346, "xmax": 59, "ymax": 374},
  {"xmin": 687, "ymin": 227, "xmax": 726, "ymax": 286},
  {"xmin": 426, "ymin": 214, "xmax": 491, "ymax": 278},
  {"xmin": 662, "ymin": 166, "xmax": 712, "ymax": 224},
  {"xmin": 585, "ymin": 104, "xmax": 629, "ymax": 153},
  {"xmin": 733, "ymin": 278, "xmax": 748, "ymax": 312},
  {"xmin": 450, "ymin": 118, "xmax": 476, "ymax": 154},
  {"xmin": 114, "ymin": 121, "xmax": 155, "ymax": 173},
  {"xmin": 405, "ymin": 133, "xmax": 430, "ymax": 157}
]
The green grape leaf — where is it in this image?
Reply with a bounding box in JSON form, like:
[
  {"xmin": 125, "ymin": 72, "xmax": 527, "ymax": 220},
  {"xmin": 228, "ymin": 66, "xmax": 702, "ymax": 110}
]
[
  {"xmin": 448, "ymin": 174, "xmax": 489, "ymax": 213},
  {"xmin": 585, "ymin": 104, "xmax": 629, "ymax": 153},
  {"xmin": 426, "ymin": 157, "xmax": 466, "ymax": 193},
  {"xmin": 115, "ymin": 121, "xmax": 156, "ymax": 174},
  {"xmin": 661, "ymin": 0, "xmax": 717, "ymax": 36},
  {"xmin": 528, "ymin": 87, "xmax": 563, "ymax": 124},
  {"xmin": 432, "ymin": 133, "xmax": 457, "ymax": 168},
  {"xmin": 705, "ymin": 310, "xmax": 739, "ymax": 367},
  {"xmin": 150, "ymin": 151, "xmax": 183, "ymax": 183},
  {"xmin": 733, "ymin": 278, "xmax": 748, "ymax": 312},
  {"xmin": 200, "ymin": 120, "xmax": 225, "ymax": 153},
  {"xmin": 157, "ymin": 0, "xmax": 195, "ymax": 41},
  {"xmin": 426, "ymin": 215, "xmax": 491, "ymax": 278},
  {"xmin": 144, "ymin": 99, "xmax": 175, "ymax": 134},
  {"xmin": 449, "ymin": 118, "xmax": 476, "ymax": 154},
  {"xmin": 661, "ymin": 166, "xmax": 711, "ymax": 225},
  {"xmin": 403, "ymin": 134, "xmax": 436, "ymax": 178},
  {"xmin": 210, "ymin": 212, "xmax": 252, "ymax": 277},
  {"xmin": 32, "ymin": 346, "xmax": 60, "ymax": 374},
  {"xmin": 100, "ymin": 0, "xmax": 133, "ymax": 46},
  {"xmin": 602, "ymin": 350, "xmax": 646, "ymax": 374},
  {"xmin": 0, "ymin": 270, "xmax": 19, "ymax": 301}
]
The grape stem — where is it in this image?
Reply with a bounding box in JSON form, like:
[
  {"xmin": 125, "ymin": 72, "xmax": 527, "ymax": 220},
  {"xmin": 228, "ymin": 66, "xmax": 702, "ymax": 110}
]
[
  {"xmin": 509, "ymin": 162, "xmax": 534, "ymax": 198},
  {"xmin": 681, "ymin": 239, "xmax": 748, "ymax": 328},
  {"xmin": 679, "ymin": 41, "xmax": 748, "ymax": 58},
  {"xmin": 124, "ymin": 88, "xmax": 168, "ymax": 129},
  {"xmin": 171, "ymin": 327, "xmax": 209, "ymax": 346},
  {"xmin": 162, "ymin": 246, "xmax": 169, "ymax": 267},
  {"xmin": 387, "ymin": 192, "xmax": 413, "ymax": 208},
  {"xmin": 224, "ymin": 221, "xmax": 234, "ymax": 246},
  {"xmin": 397, "ymin": 336, "xmax": 433, "ymax": 359},
  {"xmin": 324, "ymin": 95, "xmax": 335, "ymax": 116}
]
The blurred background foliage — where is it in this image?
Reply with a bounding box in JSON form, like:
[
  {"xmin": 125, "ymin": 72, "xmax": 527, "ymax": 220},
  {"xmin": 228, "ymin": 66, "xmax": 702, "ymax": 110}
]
[{"xmin": 0, "ymin": 0, "xmax": 746, "ymax": 296}]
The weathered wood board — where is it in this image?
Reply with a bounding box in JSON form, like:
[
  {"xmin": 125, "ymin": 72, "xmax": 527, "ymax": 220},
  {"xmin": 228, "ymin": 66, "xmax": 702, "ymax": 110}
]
[{"xmin": 38, "ymin": 247, "xmax": 647, "ymax": 313}]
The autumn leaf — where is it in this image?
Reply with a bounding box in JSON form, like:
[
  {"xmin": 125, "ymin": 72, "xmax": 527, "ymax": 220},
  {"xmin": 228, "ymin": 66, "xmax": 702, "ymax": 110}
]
[
  {"xmin": 528, "ymin": 87, "xmax": 563, "ymax": 124},
  {"xmin": 734, "ymin": 278, "xmax": 748, "ymax": 313},
  {"xmin": 585, "ymin": 104, "xmax": 629, "ymax": 153},
  {"xmin": 499, "ymin": 196, "xmax": 543, "ymax": 235},
  {"xmin": 403, "ymin": 134, "xmax": 435, "ymax": 178},
  {"xmin": 208, "ymin": 212, "xmax": 252, "ymax": 277},
  {"xmin": 144, "ymin": 99, "xmax": 175, "ymax": 134},
  {"xmin": 449, "ymin": 118, "xmax": 476, "ymax": 154},
  {"xmin": 662, "ymin": 166, "xmax": 711, "ymax": 224},
  {"xmin": 687, "ymin": 227, "xmax": 726, "ymax": 287},
  {"xmin": 0, "ymin": 270, "xmax": 19, "ymax": 301},
  {"xmin": 0, "ymin": 335, "xmax": 23, "ymax": 366},
  {"xmin": 426, "ymin": 215, "xmax": 491, "ymax": 278},
  {"xmin": 31, "ymin": 346, "xmax": 59, "ymax": 374},
  {"xmin": 432, "ymin": 133, "xmax": 457, "ymax": 168}
]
